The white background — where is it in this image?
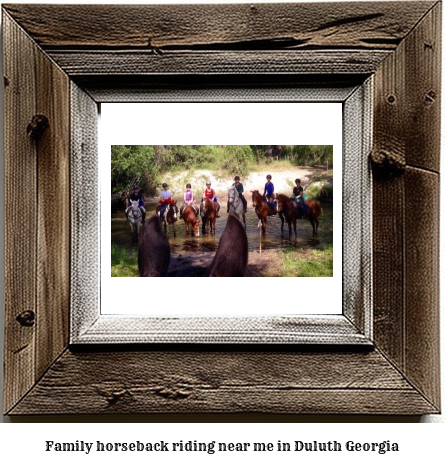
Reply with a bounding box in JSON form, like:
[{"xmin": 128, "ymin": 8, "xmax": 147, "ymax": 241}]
[
  {"xmin": 0, "ymin": 0, "xmax": 444, "ymax": 458},
  {"xmin": 101, "ymin": 102, "xmax": 342, "ymax": 315}
]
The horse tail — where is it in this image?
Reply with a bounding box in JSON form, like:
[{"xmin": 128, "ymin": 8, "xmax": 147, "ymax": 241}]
[{"xmin": 307, "ymin": 200, "xmax": 322, "ymax": 217}]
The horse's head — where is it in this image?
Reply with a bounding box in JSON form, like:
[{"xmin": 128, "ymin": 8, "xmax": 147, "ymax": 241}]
[
  {"xmin": 251, "ymin": 190, "xmax": 261, "ymax": 207},
  {"xmin": 139, "ymin": 214, "xmax": 247, "ymax": 277},
  {"xmin": 168, "ymin": 200, "xmax": 178, "ymax": 221},
  {"xmin": 276, "ymin": 194, "xmax": 284, "ymax": 212},
  {"xmin": 228, "ymin": 186, "xmax": 237, "ymax": 205},
  {"xmin": 202, "ymin": 198, "xmax": 212, "ymax": 216},
  {"xmin": 192, "ymin": 217, "xmax": 200, "ymax": 237},
  {"xmin": 130, "ymin": 199, "xmax": 139, "ymax": 211}
]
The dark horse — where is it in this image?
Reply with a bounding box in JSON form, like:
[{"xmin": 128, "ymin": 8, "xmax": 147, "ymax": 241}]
[
  {"xmin": 201, "ymin": 198, "xmax": 217, "ymax": 234},
  {"xmin": 156, "ymin": 199, "xmax": 179, "ymax": 237},
  {"xmin": 276, "ymin": 194, "xmax": 321, "ymax": 238},
  {"xmin": 251, "ymin": 190, "xmax": 275, "ymax": 235},
  {"xmin": 138, "ymin": 214, "xmax": 248, "ymax": 277},
  {"xmin": 183, "ymin": 205, "xmax": 200, "ymax": 237}
]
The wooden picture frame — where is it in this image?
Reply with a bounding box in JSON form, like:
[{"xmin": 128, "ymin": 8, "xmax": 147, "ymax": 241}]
[{"xmin": 2, "ymin": 2, "xmax": 440, "ymax": 415}]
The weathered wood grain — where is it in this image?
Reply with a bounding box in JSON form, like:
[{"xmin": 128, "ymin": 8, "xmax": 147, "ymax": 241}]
[
  {"xmin": 342, "ymin": 81, "xmax": 372, "ymax": 336},
  {"xmin": 372, "ymin": 20, "xmax": 407, "ymax": 371},
  {"xmin": 70, "ymin": 83, "xmax": 99, "ymax": 340},
  {"xmin": 404, "ymin": 2, "xmax": 441, "ymax": 172},
  {"xmin": 2, "ymin": 3, "xmax": 435, "ymax": 50},
  {"xmin": 75, "ymin": 75, "xmax": 365, "ymax": 103},
  {"xmin": 74, "ymin": 316, "xmax": 370, "ymax": 345},
  {"xmin": 371, "ymin": 3, "xmax": 441, "ymax": 412},
  {"xmin": 2, "ymin": 2, "xmax": 441, "ymax": 416},
  {"xmin": 3, "ymin": 12, "xmax": 37, "ymax": 414},
  {"xmin": 8, "ymin": 349, "xmax": 438, "ymax": 415},
  {"xmin": 47, "ymin": 50, "xmax": 390, "ymax": 76},
  {"xmin": 404, "ymin": 168, "xmax": 440, "ymax": 409},
  {"xmin": 34, "ymin": 39, "xmax": 71, "ymax": 382}
]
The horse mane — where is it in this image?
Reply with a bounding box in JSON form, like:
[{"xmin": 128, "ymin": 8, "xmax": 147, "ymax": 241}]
[{"xmin": 276, "ymin": 193, "xmax": 293, "ymax": 207}]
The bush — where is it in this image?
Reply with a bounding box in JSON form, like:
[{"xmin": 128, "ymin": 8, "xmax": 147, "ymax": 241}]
[{"xmin": 306, "ymin": 182, "xmax": 333, "ymax": 202}]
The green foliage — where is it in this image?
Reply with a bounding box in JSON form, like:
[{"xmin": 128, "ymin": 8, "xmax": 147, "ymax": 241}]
[
  {"xmin": 111, "ymin": 145, "xmax": 333, "ymax": 194},
  {"xmin": 278, "ymin": 246, "xmax": 333, "ymax": 277},
  {"xmin": 111, "ymin": 145, "xmax": 156, "ymax": 194},
  {"xmin": 281, "ymin": 145, "xmax": 333, "ymax": 167},
  {"xmin": 111, "ymin": 243, "xmax": 138, "ymax": 277},
  {"xmin": 111, "ymin": 145, "xmax": 255, "ymax": 193},
  {"xmin": 305, "ymin": 170, "xmax": 333, "ymax": 202},
  {"xmin": 219, "ymin": 145, "xmax": 255, "ymax": 176}
]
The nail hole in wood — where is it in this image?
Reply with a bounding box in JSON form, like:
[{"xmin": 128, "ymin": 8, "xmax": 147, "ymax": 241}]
[
  {"xmin": 27, "ymin": 114, "xmax": 49, "ymax": 141},
  {"xmin": 16, "ymin": 310, "xmax": 35, "ymax": 327}
]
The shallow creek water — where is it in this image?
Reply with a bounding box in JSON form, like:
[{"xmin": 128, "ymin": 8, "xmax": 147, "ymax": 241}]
[{"xmin": 112, "ymin": 202, "xmax": 333, "ymax": 254}]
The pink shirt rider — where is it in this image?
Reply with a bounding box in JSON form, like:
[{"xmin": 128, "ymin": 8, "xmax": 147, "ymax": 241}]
[{"xmin": 184, "ymin": 189, "xmax": 195, "ymax": 205}]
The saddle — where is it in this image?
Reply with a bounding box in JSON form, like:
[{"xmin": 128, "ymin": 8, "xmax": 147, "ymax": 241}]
[
  {"xmin": 296, "ymin": 201, "xmax": 310, "ymax": 219},
  {"xmin": 266, "ymin": 200, "xmax": 277, "ymax": 216}
]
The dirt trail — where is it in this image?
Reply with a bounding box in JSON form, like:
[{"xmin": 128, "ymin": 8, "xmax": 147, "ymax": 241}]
[{"xmin": 157, "ymin": 168, "xmax": 315, "ymax": 202}]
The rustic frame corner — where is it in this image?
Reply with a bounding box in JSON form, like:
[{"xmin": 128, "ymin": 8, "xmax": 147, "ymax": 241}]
[{"xmin": 3, "ymin": 2, "xmax": 441, "ymax": 416}]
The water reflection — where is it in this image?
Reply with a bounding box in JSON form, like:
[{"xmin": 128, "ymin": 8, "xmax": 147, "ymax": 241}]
[{"xmin": 111, "ymin": 202, "xmax": 333, "ymax": 253}]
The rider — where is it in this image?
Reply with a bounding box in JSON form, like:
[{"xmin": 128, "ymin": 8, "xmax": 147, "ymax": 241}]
[
  {"xmin": 179, "ymin": 183, "xmax": 197, "ymax": 219},
  {"xmin": 125, "ymin": 185, "xmax": 146, "ymax": 223},
  {"xmin": 201, "ymin": 181, "xmax": 220, "ymax": 218},
  {"xmin": 292, "ymin": 178, "xmax": 305, "ymax": 202},
  {"xmin": 263, "ymin": 174, "xmax": 277, "ymax": 215},
  {"xmin": 227, "ymin": 175, "xmax": 247, "ymax": 214},
  {"xmin": 292, "ymin": 178, "xmax": 309, "ymax": 217},
  {"xmin": 157, "ymin": 182, "xmax": 172, "ymax": 218}
]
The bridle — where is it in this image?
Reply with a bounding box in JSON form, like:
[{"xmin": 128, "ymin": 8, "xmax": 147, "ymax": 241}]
[
  {"xmin": 228, "ymin": 187, "xmax": 241, "ymax": 209},
  {"xmin": 129, "ymin": 203, "xmax": 142, "ymax": 220}
]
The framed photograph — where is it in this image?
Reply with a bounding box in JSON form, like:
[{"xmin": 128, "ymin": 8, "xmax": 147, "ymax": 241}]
[{"xmin": 3, "ymin": 2, "xmax": 440, "ymax": 415}]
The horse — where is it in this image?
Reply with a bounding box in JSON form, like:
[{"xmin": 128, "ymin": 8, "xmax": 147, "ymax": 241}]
[
  {"xmin": 201, "ymin": 198, "xmax": 217, "ymax": 234},
  {"xmin": 156, "ymin": 199, "xmax": 179, "ymax": 237},
  {"xmin": 138, "ymin": 214, "xmax": 248, "ymax": 277},
  {"xmin": 138, "ymin": 215, "xmax": 171, "ymax": 277},
  {"xmin": 183, "ymin": 205, "xmax": 200, "ymax": 237},
  {"xmin": 127, "ymin": 199, "xmax": 143, "ymax": 245},
  {"xmin": 276, "ymin": 194, "xmax": 321, "ymax": 238},
  {"xmin": 227, "ymin": 186, "xmax": 246, "ymax": 230},
  {"xmin": 251, "ymin": 190, "xmax": 275, "ymax": 235}
]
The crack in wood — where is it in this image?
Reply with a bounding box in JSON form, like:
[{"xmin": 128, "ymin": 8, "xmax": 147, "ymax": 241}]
[
  {"xmin": 313, "ymin": 13, "xmax": 385, "ymax": 32},
  {"xmin": 154, "ymin": 386, "xmax": 192, "ymax": 400}
]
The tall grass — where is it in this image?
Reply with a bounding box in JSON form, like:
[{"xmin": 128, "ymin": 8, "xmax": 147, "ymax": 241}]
[
  {"xmin": 111, "ymin": 243, "xmax": 138, "ymax": 277},
  {"xmin": 278, "ymin": 246, "xmax": 333, "ymax": 277}
]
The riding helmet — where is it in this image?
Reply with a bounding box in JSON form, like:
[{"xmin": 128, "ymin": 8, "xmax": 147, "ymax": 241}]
[
  {"xmin": 186, "ymin": 183, "xmax": 191, "ymax": 188},
  {"xmin": 133, "ymin": 185, "xmax": 139, "ymax": 190},
  {"xmin": 162, "ymin": 183, "xmax": 168, "ymax": 188},
  {"xmin": 234, "ymin": 176, "xmax": 240, "ymax": 181}
]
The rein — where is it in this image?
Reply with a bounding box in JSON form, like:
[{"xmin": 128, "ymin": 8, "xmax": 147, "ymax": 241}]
[
  {"xmin": 129, "ymin": 208, "xmax": 142, "ymax": 220},
  {"xmin": 228, "ymin": 188, "xmax": 241, "ymax": 209}
]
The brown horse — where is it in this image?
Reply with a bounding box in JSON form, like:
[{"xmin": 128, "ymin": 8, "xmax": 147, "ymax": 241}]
[
  {"xmin": 138, "ymin": 214, "xmax": 248, "ymax": 277},
  {"xmin": 201, "ymin": 198, "xmax": 216, "ymax": 234},
  {"xmin": 156, "ymin": 199, "xmax": 179, "ymax": 237},
  {"xmin": 183, "ymin": 205, "xmax": 200, "ymax": 237},
  {"xmin": 276, "ymin": 194, "xmax": 321, "ymax": 238},
  {"xmin": 251, "ymin": 190, "xmax": 275, "ymax": 235}
]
